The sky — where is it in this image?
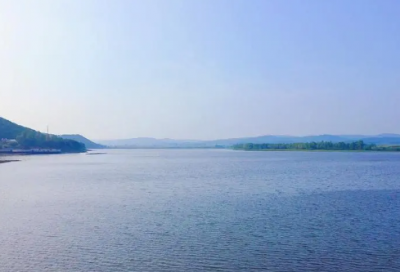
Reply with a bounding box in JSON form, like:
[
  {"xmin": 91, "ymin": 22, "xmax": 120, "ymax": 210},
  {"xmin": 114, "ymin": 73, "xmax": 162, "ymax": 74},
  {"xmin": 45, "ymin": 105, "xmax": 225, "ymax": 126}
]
[{"xmin": 0, "ymin": 0, "xmax": 399, "ymax": 140}]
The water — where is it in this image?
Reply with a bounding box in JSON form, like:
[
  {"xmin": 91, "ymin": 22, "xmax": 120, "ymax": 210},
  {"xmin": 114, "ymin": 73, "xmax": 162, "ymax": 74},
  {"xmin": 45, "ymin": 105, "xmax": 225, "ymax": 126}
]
[{"xmin": 0, "ymin": 149, "xmax": 399, "ymax": 271}]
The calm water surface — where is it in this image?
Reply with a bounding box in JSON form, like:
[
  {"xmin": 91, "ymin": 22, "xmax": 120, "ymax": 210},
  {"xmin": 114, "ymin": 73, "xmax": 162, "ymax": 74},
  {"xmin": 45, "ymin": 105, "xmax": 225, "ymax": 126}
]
[{"xmin": 1, "ymin": 149, "xmax": 400, "ymax": 271}]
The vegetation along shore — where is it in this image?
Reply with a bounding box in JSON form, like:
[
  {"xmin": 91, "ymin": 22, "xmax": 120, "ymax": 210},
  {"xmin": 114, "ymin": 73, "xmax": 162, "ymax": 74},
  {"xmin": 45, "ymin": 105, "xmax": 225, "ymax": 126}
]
[{"xmin": 233, "ymin": 140, "xmax": 400, "ymax": 152}]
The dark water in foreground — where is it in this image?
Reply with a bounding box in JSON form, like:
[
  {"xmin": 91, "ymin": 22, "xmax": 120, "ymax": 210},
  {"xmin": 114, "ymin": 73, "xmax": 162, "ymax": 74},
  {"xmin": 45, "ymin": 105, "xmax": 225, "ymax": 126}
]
[{"xmin": 1, "ymin": 150, "xmax": 399, "ymax": 271}]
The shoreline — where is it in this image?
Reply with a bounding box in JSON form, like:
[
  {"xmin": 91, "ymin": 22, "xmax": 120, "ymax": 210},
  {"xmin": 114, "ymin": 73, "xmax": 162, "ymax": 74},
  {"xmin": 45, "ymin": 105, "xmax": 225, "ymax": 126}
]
[
  {"xmin": 0, "ymin": 151, "xmax": 86, "ymax": 156},
  {"xmin": 233, "ymin": 149, "xmax": 400, "ymax": 152},
  {"xmin": 0, "ymin": 159, "xmax": 20, "ymax": 164}
]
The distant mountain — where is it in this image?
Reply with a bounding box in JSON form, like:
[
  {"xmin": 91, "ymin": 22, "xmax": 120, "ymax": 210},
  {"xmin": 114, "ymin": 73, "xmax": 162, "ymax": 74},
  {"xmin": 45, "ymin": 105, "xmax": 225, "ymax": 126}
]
[
  {"xmin": 206, "ymin": 135, "xmax": 295, "ymax": 145},
  {"xmin": 99, "ymin": 133, "xmax": 400, "ymax": 148},
  {"xmin": 207, "ymin": 134, "xmax": 366, "ymax": 145},
  {"xmin": 208, "ymin": 134, "xmax": 400, "ymax": 146},
  {"xmin": 98, "ymin": 137, "xmax": 204, "ymax": 148},
  {"xmin": 60, "ymin": 134, "xmax": 106, "ymax": 149},
  {"xmin": 376, "ymin": 133, "xmax": 400, "ymax": 138},
  {"xmin": 298, "ymin": 135, "xmax": 351, "ymax": 142},
  {"xmin": 361, "ymin": 137, "xmax": 400, "ymax": 145},
  {"xmin": 0, "ymin": 117, "xmax": 86, "ymax": 153}
]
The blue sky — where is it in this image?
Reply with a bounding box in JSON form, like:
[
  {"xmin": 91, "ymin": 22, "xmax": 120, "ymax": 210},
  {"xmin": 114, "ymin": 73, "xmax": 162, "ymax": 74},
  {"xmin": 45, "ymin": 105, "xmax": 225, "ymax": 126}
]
[{"xmin": 1, "ymin": 0, "xmax": 399, "ymax": 139}]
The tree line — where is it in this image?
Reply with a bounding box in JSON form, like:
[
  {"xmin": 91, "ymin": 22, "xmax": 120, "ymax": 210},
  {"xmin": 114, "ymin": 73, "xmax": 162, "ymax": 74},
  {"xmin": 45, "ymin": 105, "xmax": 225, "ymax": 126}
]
[
  {"xmin": 233, "ymin": 140, "xmax": 400, "ymax": 151},
  {"xmin": 16, "ymin": 130, "xmax": 86, "ymax": 153}
]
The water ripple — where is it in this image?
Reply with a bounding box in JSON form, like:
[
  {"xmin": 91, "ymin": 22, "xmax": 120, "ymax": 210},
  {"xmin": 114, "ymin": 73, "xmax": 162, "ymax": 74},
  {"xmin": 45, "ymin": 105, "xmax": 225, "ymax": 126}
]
[{"xmin": 1, "ymin": 150, "xmax": 400, "ymax": 271}]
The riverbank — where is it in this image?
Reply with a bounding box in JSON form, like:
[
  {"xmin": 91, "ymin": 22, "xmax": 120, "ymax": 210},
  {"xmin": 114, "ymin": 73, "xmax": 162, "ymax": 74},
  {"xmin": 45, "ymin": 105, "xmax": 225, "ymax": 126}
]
[{"xmin": 0, "ymin": 149, "xmax": 62, "ymax": 155}]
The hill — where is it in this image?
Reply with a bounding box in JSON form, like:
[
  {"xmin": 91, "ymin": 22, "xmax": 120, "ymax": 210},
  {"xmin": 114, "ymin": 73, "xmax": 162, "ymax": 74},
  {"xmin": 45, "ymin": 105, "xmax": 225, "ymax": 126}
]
[
  {"xmin": 98, "ymin": 134, "xmax": 400, "ymax": 148},
  {"xmin": 361, "ymin": 137, "xmax": 400, "ymax": 145},
  {"xmin": 0, "ymin": 117, "xmax": 86, "ymax": 153},
  {"xmin": 0, "ymin": 117, "xmax": 35, "ymax": 139},
  {"xmin": 60, "ymin": 134, "xmax": 105, "ymax": 149},
  {"xmin": 98, "ymin": 137, "xmax": 203, "ymax": 148},
  {"xmin": 207, "ymin": 134, "xmax": 400, "ymax": 146}
]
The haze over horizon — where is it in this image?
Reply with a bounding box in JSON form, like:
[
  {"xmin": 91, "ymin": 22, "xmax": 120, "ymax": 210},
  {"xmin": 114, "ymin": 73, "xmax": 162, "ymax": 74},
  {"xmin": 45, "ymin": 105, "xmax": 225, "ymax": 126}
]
[{"xmin": 1, "ymin": 0, "xmax": 399, "ymax": 140}]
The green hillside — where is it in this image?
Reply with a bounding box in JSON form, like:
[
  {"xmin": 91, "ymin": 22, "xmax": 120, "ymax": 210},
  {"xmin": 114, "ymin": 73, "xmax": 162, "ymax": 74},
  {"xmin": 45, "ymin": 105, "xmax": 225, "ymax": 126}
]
[
  {"xmin": 0, "ymin": 117, "xmax": 35, "ymax": 139},
  {"xmin": 0, "ymin": 117, "xmax": 86, "ymax": 153}
]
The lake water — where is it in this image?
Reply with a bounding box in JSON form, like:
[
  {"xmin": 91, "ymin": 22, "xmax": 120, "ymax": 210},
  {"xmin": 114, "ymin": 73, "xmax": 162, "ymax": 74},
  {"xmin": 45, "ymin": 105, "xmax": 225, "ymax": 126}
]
[{"xmin": 1, "ymin": 149, "xmax": 399, "ymax": 271}]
